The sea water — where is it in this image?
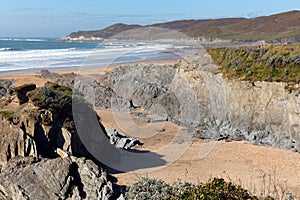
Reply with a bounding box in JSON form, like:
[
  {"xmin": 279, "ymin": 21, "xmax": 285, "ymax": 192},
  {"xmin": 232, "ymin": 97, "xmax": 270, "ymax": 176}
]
[{"xmin": 0, "ymin": 38, "xmax": 179, "ymax": 75}]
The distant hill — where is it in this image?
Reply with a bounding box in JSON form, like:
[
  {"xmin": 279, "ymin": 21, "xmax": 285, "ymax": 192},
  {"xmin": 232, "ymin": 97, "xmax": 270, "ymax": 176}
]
[
  {"xmin": 64, "ymin": 23, "xmax": 142, "ymax": 41},
  {"xmin": 62, "ymin": 10, "xmax": 300, "ymax": 43}
]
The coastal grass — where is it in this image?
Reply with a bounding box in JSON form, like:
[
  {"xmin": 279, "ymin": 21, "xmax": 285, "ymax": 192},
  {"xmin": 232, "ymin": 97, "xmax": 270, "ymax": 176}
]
[{"xmin": 207, "ymin": 44, "xmax": 300, "ymax": 91}]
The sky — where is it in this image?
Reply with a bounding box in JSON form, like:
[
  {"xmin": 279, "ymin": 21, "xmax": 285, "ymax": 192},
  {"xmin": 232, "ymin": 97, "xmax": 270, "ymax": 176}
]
[{"xmin": 0, "ymin": 0, "xmax": 299, "ymax": 37}]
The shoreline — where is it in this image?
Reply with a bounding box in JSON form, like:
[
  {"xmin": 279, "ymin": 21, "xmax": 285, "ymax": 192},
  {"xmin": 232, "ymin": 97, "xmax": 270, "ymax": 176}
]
[{"xmin": 0, "ymin": 58, "xmax": 178, "ymax": 87}]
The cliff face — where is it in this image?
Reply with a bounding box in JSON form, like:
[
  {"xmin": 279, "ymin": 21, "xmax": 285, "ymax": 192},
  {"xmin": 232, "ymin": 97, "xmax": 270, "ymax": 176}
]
[
  {"xmin": 100, "ymin": 54, "xmax": 300, "ymax": 151},
  {"xmin": 0, "ymin": 85, "xmax": 91, "ymax": 168},
  {"xmin": 40, "ymin": 54, "xmax": 300, "ymax": 152},
  {"xmin": 177, "ymin": 54, "xmax": 300, "ymax": 151}
]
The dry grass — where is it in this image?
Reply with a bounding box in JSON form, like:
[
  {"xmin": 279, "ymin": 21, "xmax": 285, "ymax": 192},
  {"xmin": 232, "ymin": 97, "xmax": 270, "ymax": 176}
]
[{"xmin": 221, "ymin": 170, "xmax": 297, "ymax": 200}]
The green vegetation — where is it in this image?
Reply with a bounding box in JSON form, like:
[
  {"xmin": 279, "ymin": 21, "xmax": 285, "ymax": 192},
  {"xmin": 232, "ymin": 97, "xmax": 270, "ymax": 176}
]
[
  {"xmin": 178, "ymin": 178, "xmax": 263, "ymax": 200},
  {"xmin": 28, "ymin": 87, "xmax": 72, "ymax": 113},
  {"xmin": 13, "ymin": 83, "xmax": 36, "ymax": 92},
  {"xmin": 46, "ymin": 82, "xmax": 73, "ymax": 95},
  {"xmin": 0, "ymin": 110, "xmax": 14, "ymax": 120},
  {"xmin": 126, "ymin": 177, "xmax": 174, "ymax": 200},
  {"xmin": 125, "ymin": 177, "xmax": 275, "ymax": 200},
  {"xmin": 207, "ymin": 44, "xmax": 300, "ymax": 91}
]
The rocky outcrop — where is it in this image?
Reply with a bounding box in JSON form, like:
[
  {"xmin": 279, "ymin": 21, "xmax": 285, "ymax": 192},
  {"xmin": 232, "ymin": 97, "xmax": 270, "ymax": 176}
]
[
  {"xmin": 37, "ymin": 54, "xmax": 300, "ymax": 152},
  {"xmin": 174, "ymin": 53, "xmax": 300, "ymax": 151},
  {"xmin": 97, "ymin": 56, "xmax": 300, "ymax": 152},
  {"xmin": 0, "ymin": 116, "xmax": 37, "ymax": 169},
  {"xmin": 106, "ymin": 128, "xmax": 142, "ymax": 149},
  {"xmin": 0, "ymin": 157, "xmax": 113, "ymax": 200},
  {"xmin": 0, "ymin": 88, "xmax": 90, "ymax": 168},
  {"xmin": 37, "ymin": 70, "xmax": 77, "ymax": 88},
  {"xmin": 0, "ymin": 84, "xmax": 120, "ymax": 199},
  {"xmin": 0, "ymin": 80, "xmax": 13, "ymax": 98}
]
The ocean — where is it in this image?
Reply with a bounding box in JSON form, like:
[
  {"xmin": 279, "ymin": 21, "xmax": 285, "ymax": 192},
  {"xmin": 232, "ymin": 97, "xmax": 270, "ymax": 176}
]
[{"xmin": 0, "ymin": 38, "xmax": 180, "ymax": 75}]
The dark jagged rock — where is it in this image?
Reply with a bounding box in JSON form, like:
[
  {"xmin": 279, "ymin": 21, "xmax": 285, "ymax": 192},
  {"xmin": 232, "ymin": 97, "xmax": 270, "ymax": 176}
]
[
  {"xmin": 106, "ymin": 128, "xmax": 142, "ymax": 149},
  {"xmin": 0, "ymin": 157, "xmax": 113, "ymax": 200}
]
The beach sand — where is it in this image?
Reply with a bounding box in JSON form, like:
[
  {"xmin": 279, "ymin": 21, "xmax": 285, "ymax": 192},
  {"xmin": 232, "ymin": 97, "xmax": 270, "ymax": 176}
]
[
  {"xmin": 0, "ymin": 59, "xmax": 177, "ymax": 87},
  {"xmin": 1, "ymin": 59, "xmax": 300, "ymax": 197}
]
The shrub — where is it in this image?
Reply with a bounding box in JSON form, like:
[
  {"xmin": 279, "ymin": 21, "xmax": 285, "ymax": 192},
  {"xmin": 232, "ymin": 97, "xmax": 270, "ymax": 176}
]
[
  {"xmin": 46, "ymin": 82, "xmax": 73, "ymax": 95},
  {"xmin": 178, "ymin": 178, "xmax": 258, "ymax": 200},
  {"xmin": 125, "ymin": 177, "xmax": 275, "ymax": 200},
  {"xmin": 28, "ymin": 87, "xmax": 72, "ymax": 113},
  {"xmin": 126, "ymin": 177, "xmax": 174, "ymax": 200},
  {"xmin": 0, "ymin": 110, "xmax": 14, "ymax": 121}
]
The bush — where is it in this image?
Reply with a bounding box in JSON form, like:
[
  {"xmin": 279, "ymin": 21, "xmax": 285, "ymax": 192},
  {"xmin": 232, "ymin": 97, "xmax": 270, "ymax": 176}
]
[
  {"xmin": 126, "ymin": 177, "xmax": 174, "ymax": 200},
  {"xmin": 46, "ymin": 82, "xmax": 73, "ymax": 95},
  {"xmin": 28, "ymin": 87, "xmax": 72, "ymax": 113},
  {"xmin": 125, "ymin": 177, "xmax": 274, "ymax": 200},
  {"xmin": 178, "ymin": 178, "xmax": 258, "ymax": 200}
]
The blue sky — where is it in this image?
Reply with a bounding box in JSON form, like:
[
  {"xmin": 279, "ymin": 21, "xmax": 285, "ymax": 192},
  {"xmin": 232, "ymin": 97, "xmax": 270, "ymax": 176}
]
[{"xmin": 0, "ymin": 0, "xmax": 299, "ymax": 37}]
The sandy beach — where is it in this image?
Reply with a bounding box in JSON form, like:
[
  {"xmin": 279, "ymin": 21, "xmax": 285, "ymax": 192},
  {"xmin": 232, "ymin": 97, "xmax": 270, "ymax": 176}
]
[
  {"xmin": 1, "ymin": 59, "xmax": 300, "ymax": 198},
  {"xmin": 97, "ymin": 108, "xmax": 300, "ymax": 197},
  {"xmin": 0, "ymin": 59, "xmax": 177, "ymax": 87}
]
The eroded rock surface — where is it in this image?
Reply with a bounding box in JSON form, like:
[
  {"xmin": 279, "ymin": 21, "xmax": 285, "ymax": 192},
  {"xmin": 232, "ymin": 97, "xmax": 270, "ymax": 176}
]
[
  {"xmin": 38, "ymin": 55, "xmax": 300, "ymax": 152},
  {"xmin": 0, "ymin": 85, "xmax": 117, "ymax": 199},
  {"xmin": 0, "ymin": 157, "xmax": 113, "ymax": 200},
  {"xmin": 0, "ymin": 87, "xmax": 90, "ymax": 168}
]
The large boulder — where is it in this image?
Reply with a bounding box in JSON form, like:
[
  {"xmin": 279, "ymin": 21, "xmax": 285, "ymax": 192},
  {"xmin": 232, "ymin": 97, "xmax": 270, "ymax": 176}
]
[{"xmin": 0, "ymin": 157, "xmax": 113, "ymax": 200}]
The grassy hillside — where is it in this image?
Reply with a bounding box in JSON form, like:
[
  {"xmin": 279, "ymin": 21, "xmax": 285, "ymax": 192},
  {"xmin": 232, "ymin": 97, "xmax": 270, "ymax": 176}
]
[
  {"xmin": 207, "ymin": 44, "xmax": 300, "ymax": 91},
  {"xmin": 67, "ymin": 23, "xmax": 142, "ymax": 39},
  {"xmin": 64, "ymin": 10, "xmax": 300, "ymax": 43},
  {"xmin": 154, "ymin": 10, "xmax": 300, "ymax": 42}
]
